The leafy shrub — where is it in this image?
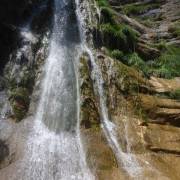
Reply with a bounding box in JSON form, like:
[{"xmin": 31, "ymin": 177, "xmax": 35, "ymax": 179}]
[
  {"xmin": 151, "ymin": 46, "xmax": 180, "ymax": 78},
  {"xmin": 169, "ymin": 89, "xmax": 180, "ymax": 100},
  {"xmin": 127, "ymin": 53, "xmax": 149, "ymax": 76},
  {"xmin": 100, "ymin": 23, "xmax": 138, "ymax": 51},
  {"xmin": 111, "ymin": 50, "xmax": 124, "ymax": 60},
  {"xmin": 122, "ymin": 3, "xmax": 160, "ymax": 16},
  {"xmin": 101, "ymin": 7, "xmax": 115, "ymax": 24},
  {"xmin": 168, "ymin": 22, "xmax": 180, "ymax": 38},
  {"xmin": 96, "ymin": 0, "xmax": 109, "ymax": 7},
  {"xmin": 9, "ymin": 87, "xmax": 30, "ymax": 121},
  {"xmin": 154, "ymin": 40, "xmax": 168, "ymax": 51}
]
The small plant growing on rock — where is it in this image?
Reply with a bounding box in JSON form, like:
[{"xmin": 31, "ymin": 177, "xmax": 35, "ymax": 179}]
[
  {"xmin": 111, "ymin": 50, "xmax": 124, "ymax": 61},
  {"xmin": 100, "ymin": 23, "xmax": 138, "ymax": 51},
  {"xmin": 168, "ymin": 89, "xmax": 180, "ymax": 100},
  {"xmin": 9, "ymin": 87, "xmax": 30, "ymax": 121}
]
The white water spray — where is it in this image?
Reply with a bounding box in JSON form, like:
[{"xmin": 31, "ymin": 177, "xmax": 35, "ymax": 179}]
[
  {"xmin": 21, "ymin": 0, "xmax": 94, "ymax": 179},
  {"xmin": 0, "ymin": 0, "xmax": 94, "ymax": 179}
]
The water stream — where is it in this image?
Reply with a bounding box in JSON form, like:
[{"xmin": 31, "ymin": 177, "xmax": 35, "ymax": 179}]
[
  {"xmin": 0, "ymin": 0, "xmax": 93, "ymax": 179},
  {"xmin": 86, "ymin": 47, "xmax": 142, "ymax": 177},
  {"xmin": 75, "ymin": 0, "xmax": 142, "ymax": 177},
  {"xmin": 21, "ymin": 0, "xmax": 93, "ymax": 179},
  {"xmin": 0, "ymin": 0, "xmax": 147, "ymax": 179}
]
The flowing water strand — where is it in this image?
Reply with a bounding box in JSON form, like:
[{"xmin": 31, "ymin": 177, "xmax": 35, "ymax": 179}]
[
  {"xmin": 0, "ymin": 0, "xmax": 93, "ymax": 179},
  {"xmin": 75, "ymin": 49, "xmax": 95, "ymax": 180},
  {"xmin": 22, "ymin": 0, "xmax": 94, "ymax": 179},
  {"xmin": 84, "ymin": 47, "xmax": 142, "ymax": 177},
  {"xmin": 74, "ymin": 1, "xmax": 95, "ymax": 179},
  {"xmin": 75, "ymin": 0, "xmax": 142, "ymax": 177}
]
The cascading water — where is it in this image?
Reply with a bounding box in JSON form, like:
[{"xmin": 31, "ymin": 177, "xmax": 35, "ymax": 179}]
[
  {"xmin": 23, "ymin": 0, "xmax": 94, "ymax": 179},
  {"xmin": 85, "ymin": 48, "xmax": 142, "ymax": 177},
  {"xmin": 0, "ymin": 0, "xmax": 93, "ymax": 179},
  {"xmin": 0, "ymin": 0, "xmax": 149, "ymax": 179},
  {"xmin": 75, "ymin": 1, "xmax": 142, "ymax": 178}
]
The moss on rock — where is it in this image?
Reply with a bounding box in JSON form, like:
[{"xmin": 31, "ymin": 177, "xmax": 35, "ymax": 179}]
[
  {"xmin": 9, "ymin": 87, "xmax": 30, "ymax": 121},
  {"xmin": 79, "ymin": 54, "xmax": 100, "ymax": 129}
]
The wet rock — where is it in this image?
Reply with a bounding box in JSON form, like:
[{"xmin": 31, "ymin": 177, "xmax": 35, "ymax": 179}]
[
  {"xmin": 79, "ymin": 53, "xmax": 127, "ymax": 179},
  {"xmin": 9, "ymin": 87, "xmax": 30, "ymax": 121},
  {"xmin": 30, "ymin": 0, "xmax": 53, "ymax": 35},
  {"xmin": 1, "ymin": 0, "xmax": 52, "ymax": 121},
  {"xmin": 0, "ymin": 77, "xmax": 5, "ymax": 91},
  {"xmin": 0, "ymin": 140, "xmax": 9, "ymax": 164},
  {"xmin": 79, "ymin": 54, "xmax": 100, "ymax": 128},
  {"xmin": 0, "ymin": 0, "xmax": 51, "ymax": 72}
]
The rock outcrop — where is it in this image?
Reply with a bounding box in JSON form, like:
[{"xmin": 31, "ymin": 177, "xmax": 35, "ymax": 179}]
[
  {"xmin": 0, "ymin": 0, "xmax": 51, "ymax": 72},
  {"xmin": 77, "ymin": 0, "xmax": 180, "ymax": 178},
  {"xmin": 0, "ymin": 0, "xmax": 179, "ymax": 179},
  {"xmin": 0, "ymin": 0, "xmax": 53, "ymax": 168}
]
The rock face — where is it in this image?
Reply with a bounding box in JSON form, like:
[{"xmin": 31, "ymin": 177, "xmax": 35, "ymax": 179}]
[
  {"xmin": 0, "ymin": 0, "xmax": 179, "ymax": 179},
  {"xmin": 78, "ymin": 0, "xmax": 180, "ymax": 178},
  {"xmin": 0, "ymin": 0, "xmax": 53, "ymax": 121},
  {"xmin": 0, "ymin": 0, "xmax": 47, "ymax": 72},
  {"xmin": 96, "ymin": 53, "xmax": 180, "ymax": 179},
  {"xmin": 0, "ymin": 140, "xmax": 9, "ymax": 164},
  {"xmin": 0, "ymin": 0, "xmax": 53, "ymax": 168},
  {"xmin": 78, "ymin": 49, "xmax": 180, "ymax": 179},
  {"xmin": 79, "ymin": 53, "xmax": 129, "ymax": 179}
]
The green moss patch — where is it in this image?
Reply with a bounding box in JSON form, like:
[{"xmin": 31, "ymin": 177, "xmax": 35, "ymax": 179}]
[
  {"xmin": 122, "ymin": 3, "xmax": 161, "ymax": 16},
  {"xmin": 79, "ymin": 55, "xmax": 100, "ymax": 129},
  {"xmin": 9, "ymin": 87, "xmax": 30, "ymax": 121},
  {"xmin": 168, "ymin": 22, "xmax": 180, "ymax": 38},
  {"xmin": 95, "ymin": 0, "xmax": 109, "ymax": 8}
]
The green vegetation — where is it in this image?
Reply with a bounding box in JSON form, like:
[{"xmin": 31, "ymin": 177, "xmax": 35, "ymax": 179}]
[
  {"xmin": 168, "ymin": 21, "xmax": 180, "ymax": 38},
  {"xmin": 9, "ymin": 87, "xmax": 30, "ymax": 105},
  {"xmin": 100, "ymin": 7, "xmax": 116, "ymax": 24},
  {"xmin": 154, "ymin": 40, "xmax": 168, "ymax": 51},
  {"xmin": 149, "ymin": 46, "xmax": 180, "ymax": 78},
  {"xmin": 110, "ymin": 45, "xmax": 180, "ymax": 79},
  {"xmin": 110, "ymin": 51, "xmax": 149, "ymax": 77},
  {"xmin": 95, "ymin": 0, "xmax": 139, "ymax": 52},
  {"xmin": 95, "ymin": 0, "xmax": 180, "ymax": 79},
  {"xmin": 126, "ymin": 46, "xmax": 180, "ymax": 79},
  {"xmin": 122, "ymin": 3, "xmax": 160, "ymax": 16},
  {"xmin": 126, "ymin": 53, "xmax": 149, "ymax": 76},
  {"xmin": 95, "ymin": 0, "xmax": 109, "ymax": 7},
  {"xmin": 9, "ymin": 87, "xmax": 30, "ymax": 121},
  {"xmin": 100, "ymin": 23, "xmax": 138, "ymax": 51},
  {"xmin": 169, "ymin": 89, "xmax": 180, "ymax": 100},
  {"xmin": 111, "ymin": 50, "xmax": 124, "ymax": 60}
]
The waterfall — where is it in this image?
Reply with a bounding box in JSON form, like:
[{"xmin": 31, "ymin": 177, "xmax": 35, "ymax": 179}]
[
  {"xmin": 21, "ymin": 0, "xmax": 93, "ymax": 179},
  {"xmin": 0, "ymin": 0, "xmax": 143, "ymax": 179},
  {"xmin": 75, "ymin": 0, "xmax": 142, "ymax": 178},
  {"xmin": 0, "ymin": 0, "xmax": 93, "ymax": 179},
  {"xmin": 85, "ymin": 47, "xmax": 142, "ymax": 177}
]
